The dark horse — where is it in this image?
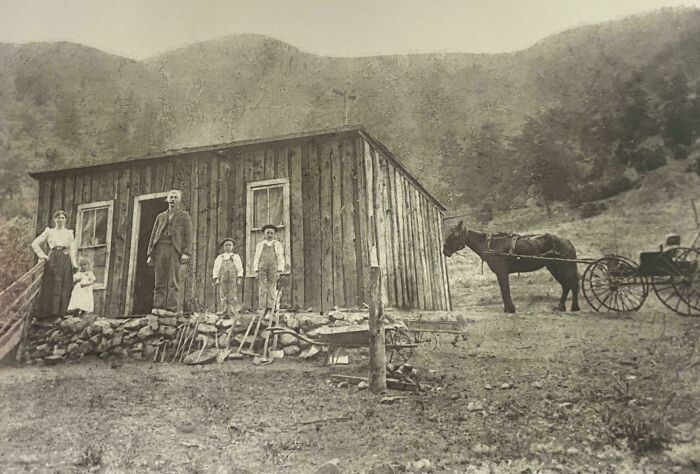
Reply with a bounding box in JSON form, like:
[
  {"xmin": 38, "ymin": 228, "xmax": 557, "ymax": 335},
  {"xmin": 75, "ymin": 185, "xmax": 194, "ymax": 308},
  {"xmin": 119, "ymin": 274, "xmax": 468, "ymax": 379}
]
[{"xmin": 443, "ymin": 221, "xmax": 580, "ymax": 313}]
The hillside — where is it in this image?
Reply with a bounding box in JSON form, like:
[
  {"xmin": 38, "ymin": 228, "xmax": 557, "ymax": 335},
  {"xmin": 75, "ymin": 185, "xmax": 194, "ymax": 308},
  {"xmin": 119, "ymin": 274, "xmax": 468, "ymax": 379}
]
[{"xmin": 1, "ymin": 7, "xmax": 699, "ymax": 219}]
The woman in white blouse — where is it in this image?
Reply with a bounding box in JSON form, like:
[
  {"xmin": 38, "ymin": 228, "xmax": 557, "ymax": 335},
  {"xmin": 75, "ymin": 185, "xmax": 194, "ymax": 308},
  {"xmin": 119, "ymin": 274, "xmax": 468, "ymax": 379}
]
[{"xmin": 31, "ymin": 210, "xmax": 78, "ymax": 318}]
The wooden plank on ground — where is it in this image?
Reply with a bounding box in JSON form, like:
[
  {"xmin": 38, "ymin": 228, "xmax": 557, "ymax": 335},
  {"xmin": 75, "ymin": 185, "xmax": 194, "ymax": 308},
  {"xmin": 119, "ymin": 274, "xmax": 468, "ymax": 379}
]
[
  {"xmin": 331, "ymin": 142, "xmax": 345, "ymax": 308},
  {"xmin": 341, "ymin": 139, "xmax": 357, "ymax": 308},
  {"xmin": 302, "ymin": 140, "xmax": 322, "ymax": 311},
  {"xmin": 289, "ymin": 144, "xmax": 304, "ymax": 310}
]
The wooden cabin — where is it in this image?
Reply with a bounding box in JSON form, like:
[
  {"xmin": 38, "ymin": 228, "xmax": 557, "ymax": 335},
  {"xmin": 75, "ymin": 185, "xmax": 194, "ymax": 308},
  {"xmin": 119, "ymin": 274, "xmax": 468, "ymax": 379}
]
[{"xmin": 29, "ymin": 126, "xmax": 451, "ymax": 316}]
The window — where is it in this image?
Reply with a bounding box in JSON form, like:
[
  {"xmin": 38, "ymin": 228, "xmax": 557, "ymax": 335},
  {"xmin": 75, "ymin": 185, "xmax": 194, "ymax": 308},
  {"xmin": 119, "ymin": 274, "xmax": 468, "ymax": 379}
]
[
  {"xmin": 246, "ymin": 178, "xmax": 290, "ymax": 274},
  {"xmin": 76, "ymin": 200, "xmax": 114, "ymax": 289}
]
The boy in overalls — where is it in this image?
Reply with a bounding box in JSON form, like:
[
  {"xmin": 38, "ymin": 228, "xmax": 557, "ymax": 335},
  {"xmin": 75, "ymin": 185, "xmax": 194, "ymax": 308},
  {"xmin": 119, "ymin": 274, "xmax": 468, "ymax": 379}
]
[
  {"xmin": 213, "ymin": 238, "xmax": 244, "ymax": 316},
  {"xmin": 252, "ymin": 224, "xmax": 285, "ymax": 313}
]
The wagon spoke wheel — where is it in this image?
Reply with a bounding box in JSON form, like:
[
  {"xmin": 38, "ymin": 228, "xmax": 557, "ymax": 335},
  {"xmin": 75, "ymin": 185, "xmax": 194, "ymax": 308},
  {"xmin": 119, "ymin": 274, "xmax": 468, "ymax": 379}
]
[
  {"xmin": 582, "ymin": 255, "xmax": 648, "ymax": 312},
  {"xmin": 651, "ymin": 247, "xmax": 700, "ymax": 317},
  {"xmin": 387, "ymin": 330, "xmax": 415, "ymax": 365}
]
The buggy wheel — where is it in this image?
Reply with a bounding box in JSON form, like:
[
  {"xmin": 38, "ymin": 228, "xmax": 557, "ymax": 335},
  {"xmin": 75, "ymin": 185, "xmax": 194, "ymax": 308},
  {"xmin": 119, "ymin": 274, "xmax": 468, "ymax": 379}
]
[
  {"xmin": 387, "ymin": 330, "xmax": 415, "ymax": 365},
  {"xmin": 582, "ymin": 255, "xmax": 648, "ymax": 312},
  {"xmin": 651, "ymin": 247, "xmax": 700, "ymax": 316}
]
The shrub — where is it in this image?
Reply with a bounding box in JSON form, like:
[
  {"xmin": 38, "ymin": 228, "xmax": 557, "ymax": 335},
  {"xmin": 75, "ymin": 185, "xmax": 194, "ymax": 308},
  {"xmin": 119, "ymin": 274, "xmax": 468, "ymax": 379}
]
[
  {"xmin": 672, "ymin": 144, "xmax": 689, "ymax": 161},
  {"xmin": 599, "ymin": 377, "xmax": 674, "ymax": 455},
  {"xmin": 579, "ymin": 202, "xmax": 608, "ymax": 218},
  {"xmin": 687, "ymin": 156, "xmax": 700, "ymax": 176},
  {"xmin": 629, "ymin": 147, "xmax": 667, "ymax": 172},
  {"xmin": 0, "ymin": 217, "xmax": 35, "ymax": 291},
  {"xmin": 573, "ymin": 176, "xmax": 634, "ymax": 204}
]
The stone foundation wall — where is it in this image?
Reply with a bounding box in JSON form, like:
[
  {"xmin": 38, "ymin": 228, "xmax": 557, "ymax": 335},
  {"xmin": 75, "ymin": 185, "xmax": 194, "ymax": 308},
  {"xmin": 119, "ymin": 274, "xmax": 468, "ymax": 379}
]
[{"xmin": 23, "ymin": 311, "xmax": 369, "ymax": 365}]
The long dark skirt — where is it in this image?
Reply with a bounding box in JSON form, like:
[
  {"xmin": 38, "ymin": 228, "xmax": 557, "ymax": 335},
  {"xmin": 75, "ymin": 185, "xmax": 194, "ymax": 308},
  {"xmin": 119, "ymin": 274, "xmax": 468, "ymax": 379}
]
[{"xmin": 36, "ymin": 249, "xmax": 74, "ymax": 319}]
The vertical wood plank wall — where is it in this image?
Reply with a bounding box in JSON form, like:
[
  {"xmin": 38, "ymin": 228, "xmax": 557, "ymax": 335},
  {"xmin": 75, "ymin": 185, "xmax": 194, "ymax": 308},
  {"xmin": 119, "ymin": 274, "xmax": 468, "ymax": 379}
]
[{"xmin": 33, "ymin": 130, "xmax": 451, "ymax": 315}]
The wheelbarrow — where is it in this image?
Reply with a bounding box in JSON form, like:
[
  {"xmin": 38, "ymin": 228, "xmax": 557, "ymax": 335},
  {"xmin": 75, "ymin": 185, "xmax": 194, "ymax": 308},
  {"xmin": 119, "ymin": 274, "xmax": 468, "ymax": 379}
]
[{"xmin": 268, "ymin": 323, "xmax": 419, "ymax": 364}]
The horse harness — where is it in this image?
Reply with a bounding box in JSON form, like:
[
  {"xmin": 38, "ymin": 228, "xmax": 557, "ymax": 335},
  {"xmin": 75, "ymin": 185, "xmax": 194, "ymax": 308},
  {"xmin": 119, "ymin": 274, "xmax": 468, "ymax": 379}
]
[{"xmin": 484, "ymin": 232, "xmax": 562, "ymax": 259}]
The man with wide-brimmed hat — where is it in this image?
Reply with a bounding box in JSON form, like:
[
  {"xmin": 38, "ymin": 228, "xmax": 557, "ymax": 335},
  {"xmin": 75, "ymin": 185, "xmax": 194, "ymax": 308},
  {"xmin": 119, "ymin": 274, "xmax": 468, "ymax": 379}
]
[{"xmin": 252, "ymin": 224, "xmax": 285, "ymax": 312}]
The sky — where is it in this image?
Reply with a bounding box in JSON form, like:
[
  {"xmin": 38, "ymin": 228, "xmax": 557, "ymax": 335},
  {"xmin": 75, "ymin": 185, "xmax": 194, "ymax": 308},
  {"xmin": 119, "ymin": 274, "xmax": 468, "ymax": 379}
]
[{"xmin": 1, "ymin": 0, "xmax": 699, "ymax": 60}]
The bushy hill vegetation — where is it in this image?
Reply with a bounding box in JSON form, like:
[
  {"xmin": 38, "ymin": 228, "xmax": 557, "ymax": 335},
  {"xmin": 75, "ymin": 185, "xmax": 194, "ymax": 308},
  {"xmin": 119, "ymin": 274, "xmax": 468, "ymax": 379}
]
[{"xmin": 1, "ymin": 7, "xmax": 699, "ymax": 223}]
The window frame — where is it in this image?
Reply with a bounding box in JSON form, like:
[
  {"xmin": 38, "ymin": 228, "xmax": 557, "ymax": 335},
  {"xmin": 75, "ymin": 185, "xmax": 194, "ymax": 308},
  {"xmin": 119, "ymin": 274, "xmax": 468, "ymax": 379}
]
[
  {"xmin": 76, "ymin": 200, "xmax": 114, "ymax": 290},
  {"xmin": 245, "ymin": 178, "xmax": 291, "ymax": 275}
]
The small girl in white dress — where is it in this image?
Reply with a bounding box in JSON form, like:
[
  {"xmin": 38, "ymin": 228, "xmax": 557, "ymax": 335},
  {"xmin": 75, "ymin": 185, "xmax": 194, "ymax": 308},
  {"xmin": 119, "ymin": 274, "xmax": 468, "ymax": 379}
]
[{"xmin": 68, "ymin": 257, "xmax": 96, "ymax": 316}]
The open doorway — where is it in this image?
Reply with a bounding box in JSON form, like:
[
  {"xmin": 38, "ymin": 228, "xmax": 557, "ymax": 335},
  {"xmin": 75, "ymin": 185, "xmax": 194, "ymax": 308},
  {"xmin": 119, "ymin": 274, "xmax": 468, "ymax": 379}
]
[{"xmin": 125, "ymin": 192, "xmax": 169, "ymax": 316}]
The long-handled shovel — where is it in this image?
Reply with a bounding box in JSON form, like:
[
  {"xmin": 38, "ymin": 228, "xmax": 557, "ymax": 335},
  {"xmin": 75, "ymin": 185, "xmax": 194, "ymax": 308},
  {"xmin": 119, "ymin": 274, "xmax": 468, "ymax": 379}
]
[
  {"xmin": 217, "ymin": 311, "xmax": 241, "ymax": 363},
  {"xmin": 254, "ymin": 289, "xmax": 283, "ymax": 365},
  {"xmin": 234, "ymin": 311, "xmax": 260, "ymax": 357}
]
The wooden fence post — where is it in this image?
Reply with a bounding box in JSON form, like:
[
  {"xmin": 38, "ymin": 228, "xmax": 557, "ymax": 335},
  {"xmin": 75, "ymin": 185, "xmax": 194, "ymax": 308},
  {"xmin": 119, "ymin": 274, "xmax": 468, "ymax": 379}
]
[{"xmin": 368, "ymin": 265, "xmax": 386, "ymax": 392}]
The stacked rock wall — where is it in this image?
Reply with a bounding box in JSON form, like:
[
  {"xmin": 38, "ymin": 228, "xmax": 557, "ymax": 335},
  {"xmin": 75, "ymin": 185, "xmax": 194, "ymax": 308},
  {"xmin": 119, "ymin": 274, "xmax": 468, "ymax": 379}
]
[{"xmin": 23, "ymin": 311, "xmax": 369, "ymax": 365}]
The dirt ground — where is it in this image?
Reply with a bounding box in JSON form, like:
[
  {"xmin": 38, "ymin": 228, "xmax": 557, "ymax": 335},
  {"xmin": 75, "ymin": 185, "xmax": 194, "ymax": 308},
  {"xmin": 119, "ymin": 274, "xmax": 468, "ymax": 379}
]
[{"xmin": 1, "ymin": 272, "xmax": 699, "ymax": 473}]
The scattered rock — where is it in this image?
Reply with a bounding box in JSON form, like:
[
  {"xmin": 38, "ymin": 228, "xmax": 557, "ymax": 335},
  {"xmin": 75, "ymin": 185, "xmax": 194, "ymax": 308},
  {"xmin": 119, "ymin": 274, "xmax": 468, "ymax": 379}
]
[
  {"xmin": 406, "ymin": 459, "xmax": 434, "ymax": 473},
  {"xmin": 314, "ymin": 459, "xmax": 341, "ymax": 474},
  {"xmin": 300, "ymin": 345, "xmax": 321, "ymax": 359},
  {"xmin": 197, "ymin": 323, "xmax": 217, "ymax": 334},
  {"xmin": 284, "ymin": 314, "xmax": 300, "ymax": 330},
  {"xmin": 160, "ymin": 317, "xmax": 179, "ymax": 327},
  {"xmin": 136, "ymin": 326, "xmax": 155, "ymax": 340},
  {"xmin": 283, "ymin": 345, "xmax": 301, "ymax": 356},
  {"xmin": 380, "ymin": 396, "xmax": 404, "ymax": 405},
  {"xmin": 484, "ymin": 384, "xmax": 493, "ymax": 390},
  {"xmin": 368, "ymin": 462, "xmax": 396, "ymax": 474},
  {"xmin": 533, "ymin": 381, "xmax": 544, "ymax": 389},
  {"xmin": 160, "ymin": 326, "xmax": 177, "ymax": 338},
  {"xmin": 122, "ymin": 319, "xmax": 143, "ymax": 330},
  {"xmin": 501, "ymin": 383, "xmax": 513, "ymax": 390},
  {"xmin": 59, "ymin": 317, "xmax": 87, "ymax": 334},
  {"xmin": 277, "ymin": 333, "xmax": 297, "ymax": 346},
  {"xmin": 357, "ymin": 381, "xmax": 369, "ymax": 390},
  {"xmin": 66, "ymin": 343, "xmax": 80, "ymax": 355},
  {"xmin": 467, "ymin": 401, "xmax": 484, "ymax": 412},
  {"xmin": 146, "ymin": 314, "xmax": 160, "ymax": 329}
]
